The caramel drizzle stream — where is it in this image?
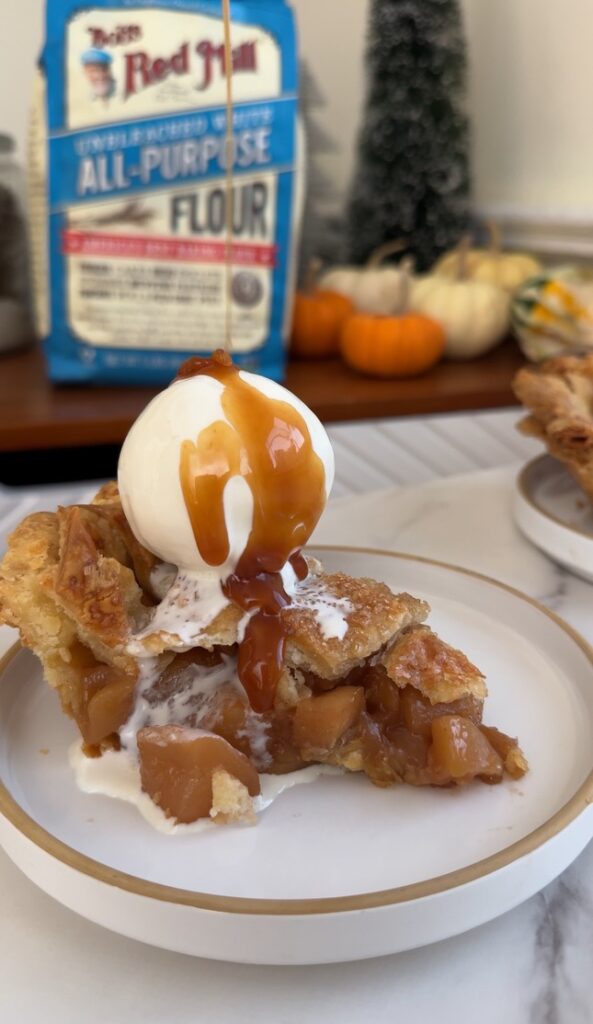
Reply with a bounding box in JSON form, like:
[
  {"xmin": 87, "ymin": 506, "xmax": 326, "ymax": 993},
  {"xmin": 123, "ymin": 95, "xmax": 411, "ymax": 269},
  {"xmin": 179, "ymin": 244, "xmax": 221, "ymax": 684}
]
[
  {"xmin": 177, "ymin": 352, "xmax": 326, "ymax": 712},
  {"xmin": 222, "ymin": 0, "xmax": 234, "ymax": 354}
]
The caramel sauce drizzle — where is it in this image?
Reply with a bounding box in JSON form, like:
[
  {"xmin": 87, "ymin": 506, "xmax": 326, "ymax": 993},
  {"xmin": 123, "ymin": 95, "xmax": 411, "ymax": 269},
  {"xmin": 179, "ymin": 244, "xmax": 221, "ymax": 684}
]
[
  {"xmin": 222, "ymin": 0, "xmax": 234, "ymax": 354},
  {"xmin": 177, "ymin": 351, "xmax": 326, "ymax": 712}
]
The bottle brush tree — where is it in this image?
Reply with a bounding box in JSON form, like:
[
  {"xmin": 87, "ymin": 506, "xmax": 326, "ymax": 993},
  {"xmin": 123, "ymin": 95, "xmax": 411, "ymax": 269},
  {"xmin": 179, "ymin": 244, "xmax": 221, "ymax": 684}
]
[{"xmin": 346, "ymin": 0, "xmax": 471, "ymax": 272}]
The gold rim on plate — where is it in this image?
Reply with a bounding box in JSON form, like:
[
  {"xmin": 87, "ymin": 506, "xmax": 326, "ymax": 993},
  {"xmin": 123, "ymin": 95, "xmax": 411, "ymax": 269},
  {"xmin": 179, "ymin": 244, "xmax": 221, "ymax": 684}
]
[
  {"xmin": 517, "ymin": 455, "xmax": 593, "ymax": 541},
  {"xmin": 1, "ymin": 546, "xmax": 593, "ymax": 917}
]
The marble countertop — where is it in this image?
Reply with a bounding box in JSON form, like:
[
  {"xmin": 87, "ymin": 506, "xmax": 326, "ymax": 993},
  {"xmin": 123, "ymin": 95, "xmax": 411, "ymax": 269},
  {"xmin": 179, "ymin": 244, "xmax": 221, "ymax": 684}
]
[{"xmin": 1, "ymin": 408, "xmax": 592, "ymax": 1024}]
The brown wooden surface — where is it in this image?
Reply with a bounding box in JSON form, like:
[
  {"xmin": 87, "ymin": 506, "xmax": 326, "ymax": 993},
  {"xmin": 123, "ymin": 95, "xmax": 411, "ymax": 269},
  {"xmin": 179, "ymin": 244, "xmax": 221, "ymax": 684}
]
[{"xmin": 0, "ymin": 341, "xmax": 524, "ymax": 453}]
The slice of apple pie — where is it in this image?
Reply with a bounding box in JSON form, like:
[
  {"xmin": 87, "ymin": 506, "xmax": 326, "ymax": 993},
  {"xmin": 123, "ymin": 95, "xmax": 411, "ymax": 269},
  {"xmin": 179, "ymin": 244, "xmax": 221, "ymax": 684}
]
[
  {"xmin": 0, "ymin": 354, "xmax": 527, "ymax": 827},
  {"xmin": 0, "ymin": 484, "xmax": 527, "ymax": 828},
  {"xmin": 513, "ymin": 354, "xmax": 593, "ymax": 502}
]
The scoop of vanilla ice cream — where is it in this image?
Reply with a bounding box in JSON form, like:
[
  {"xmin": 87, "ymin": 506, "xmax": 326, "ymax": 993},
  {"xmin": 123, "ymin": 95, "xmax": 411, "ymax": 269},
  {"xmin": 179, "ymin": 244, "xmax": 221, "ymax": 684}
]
[{"xmin": 118, "ymin": 369, "xmax": 335, "ymax": 576}]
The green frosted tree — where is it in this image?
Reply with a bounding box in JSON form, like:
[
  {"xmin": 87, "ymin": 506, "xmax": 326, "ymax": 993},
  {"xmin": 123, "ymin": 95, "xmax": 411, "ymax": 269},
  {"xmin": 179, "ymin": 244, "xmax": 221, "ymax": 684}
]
[{"xmin": 346, "ymin": 0, "xmax": 470, "ymax": 272}]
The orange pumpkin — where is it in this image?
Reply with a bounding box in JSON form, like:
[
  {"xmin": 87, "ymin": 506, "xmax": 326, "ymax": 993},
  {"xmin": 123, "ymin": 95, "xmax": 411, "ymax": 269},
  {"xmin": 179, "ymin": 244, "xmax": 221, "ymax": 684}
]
[
  {"xmin": 290, "ymin": 260, "xmax": 355, "ymax": 359},
  {"xmin": 340, "ymin": 258, "xmax": 445, "ymax": 378},
  {"xmin": 340, "ymin": 312, "xmax": 445, "ymax": 378}
]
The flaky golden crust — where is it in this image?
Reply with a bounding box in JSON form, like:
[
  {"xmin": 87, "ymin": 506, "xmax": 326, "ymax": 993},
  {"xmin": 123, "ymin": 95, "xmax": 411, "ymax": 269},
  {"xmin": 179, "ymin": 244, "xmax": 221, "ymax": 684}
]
[
  {"xmin": 48, "ymin": 506, "xmax": 145, "ymax": 660},
  {"xmin": 0, "ymin": 511, "xmax": 79, "ymax": 710},
  {"xmin": 126, "ymin": 560, "xmax": 430, "ymax": 679},
  {"xmin": 210, "ymin": 769, "xmax": 256, "ymax": 825},
  {"xmin": 284, "ymin": 576, "xmax": 428, "ymax": 680},
  {"xmin": 0, "ymin": 486, "xmax": 475, "ymax": 703},
  {"xmin": 381, "ymin": 625, "xmax": 487, "ymax": 704},
  {"xmin": 0, "ymin": 499, "xmax": 145, "ymax": 720},
  {"xmin": 513, "ymin": 355, "xmax": 593, "ymax": 501},
  {"xmin": 91, "ymin": 481, "xmax": 121, "ymax": 506},
  {"xmin": 0, "ymin": 488, "xmax": 428, "ymax": 692}
]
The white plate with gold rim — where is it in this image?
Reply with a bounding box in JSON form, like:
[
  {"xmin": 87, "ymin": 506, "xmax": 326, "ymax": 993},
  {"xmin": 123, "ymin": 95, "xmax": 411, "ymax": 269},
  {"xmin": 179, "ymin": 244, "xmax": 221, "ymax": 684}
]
[
  {"xmin": 514, "ymin": 455, "xmax": 593, "ymax": 583},
  {"xmin": 1, "ymin": 547, "xmax": 593, "ymax": 966}
]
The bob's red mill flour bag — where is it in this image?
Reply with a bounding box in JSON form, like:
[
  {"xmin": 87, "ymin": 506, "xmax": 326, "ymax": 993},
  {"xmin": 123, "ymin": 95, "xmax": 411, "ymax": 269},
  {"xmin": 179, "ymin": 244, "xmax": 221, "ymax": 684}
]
[{"xmin": 29, "ymin": 0, "xmax": 302, "ymax": 383}]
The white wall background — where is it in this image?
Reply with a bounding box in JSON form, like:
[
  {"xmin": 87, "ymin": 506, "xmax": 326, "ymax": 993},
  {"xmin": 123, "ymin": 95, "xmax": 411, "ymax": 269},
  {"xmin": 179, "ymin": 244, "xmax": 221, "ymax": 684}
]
[
  {"xmin": 2, "ymin": 0, "xmax": 593, "ymax": 250},
  {"xmin": 461, "ymin": 0, "xmax": 593, "ymax": 252}
]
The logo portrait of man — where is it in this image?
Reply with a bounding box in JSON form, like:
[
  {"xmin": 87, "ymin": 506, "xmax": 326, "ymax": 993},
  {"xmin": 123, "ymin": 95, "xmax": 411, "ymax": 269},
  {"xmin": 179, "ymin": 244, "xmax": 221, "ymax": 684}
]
[{"xmin": 81, "ymin": 48, "xmax": 116, "ymax": 101}]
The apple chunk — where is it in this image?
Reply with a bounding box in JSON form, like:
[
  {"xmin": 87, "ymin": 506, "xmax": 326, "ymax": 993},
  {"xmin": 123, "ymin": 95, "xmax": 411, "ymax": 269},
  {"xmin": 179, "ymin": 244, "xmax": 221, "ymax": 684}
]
[{"xmin": 138, "ymin": 725, "xmax": 261, "ymax": 824}]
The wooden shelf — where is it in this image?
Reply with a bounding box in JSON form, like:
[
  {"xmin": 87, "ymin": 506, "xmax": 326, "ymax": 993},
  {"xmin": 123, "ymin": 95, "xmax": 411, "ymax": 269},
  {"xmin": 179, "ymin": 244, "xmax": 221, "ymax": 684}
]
[{"xmin": 0, "ymin": 341, "xmax": 525, "ymax": 454}]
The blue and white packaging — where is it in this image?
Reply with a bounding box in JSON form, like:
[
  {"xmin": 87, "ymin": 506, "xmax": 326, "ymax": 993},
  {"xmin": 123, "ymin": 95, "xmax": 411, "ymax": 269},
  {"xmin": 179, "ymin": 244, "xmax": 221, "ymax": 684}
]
[{"xmin": 30, "ymin": 0, "xmax": 301, "ymax": 383}]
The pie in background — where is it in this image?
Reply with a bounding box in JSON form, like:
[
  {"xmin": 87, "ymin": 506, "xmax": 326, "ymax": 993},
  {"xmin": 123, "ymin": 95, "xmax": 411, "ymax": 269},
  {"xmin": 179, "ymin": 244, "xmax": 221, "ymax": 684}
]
[{"xmin": 513, "ymin": 354, "xmax": 593, "ymax": 503}]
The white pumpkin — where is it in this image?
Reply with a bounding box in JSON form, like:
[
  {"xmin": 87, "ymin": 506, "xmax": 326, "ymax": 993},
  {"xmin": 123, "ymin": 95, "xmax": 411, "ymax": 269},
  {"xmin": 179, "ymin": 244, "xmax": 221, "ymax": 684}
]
[
  {"xmin": 411, "ymin": 245, "xmax": 510, "ymax": 360},
  {"xmin": 319, "ymin": 240, "xmax": 410, "ymax": 316},
  {"xmin": 433, "ymin": 222, "xmax": 541, "ymax": 294}
]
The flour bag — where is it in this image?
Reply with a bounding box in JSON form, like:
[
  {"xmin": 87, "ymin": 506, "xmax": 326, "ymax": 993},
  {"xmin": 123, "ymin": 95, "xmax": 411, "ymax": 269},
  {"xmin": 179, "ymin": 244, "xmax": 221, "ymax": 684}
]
[{"xmin": 30, "ymin": 0, "xmax": 301, "ymax": 383}]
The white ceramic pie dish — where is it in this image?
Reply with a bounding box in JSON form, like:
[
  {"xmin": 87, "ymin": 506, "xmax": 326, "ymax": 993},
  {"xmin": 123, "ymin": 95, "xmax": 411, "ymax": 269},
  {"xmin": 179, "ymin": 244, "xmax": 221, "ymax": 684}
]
[
  {"xmin": 1, "ymin": 546, "xmax": 593, "ymax": 965},
  {"xmin": 514, "ymin": 455, "xmax": 593, "ymax": 583}
]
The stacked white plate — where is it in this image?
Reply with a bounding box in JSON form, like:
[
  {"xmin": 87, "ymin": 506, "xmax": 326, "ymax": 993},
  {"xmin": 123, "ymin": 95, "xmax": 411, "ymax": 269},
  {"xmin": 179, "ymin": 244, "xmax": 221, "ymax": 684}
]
[{"xmin": 514, "ymin": 455, "xmax": 593, "ymax": 583}]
